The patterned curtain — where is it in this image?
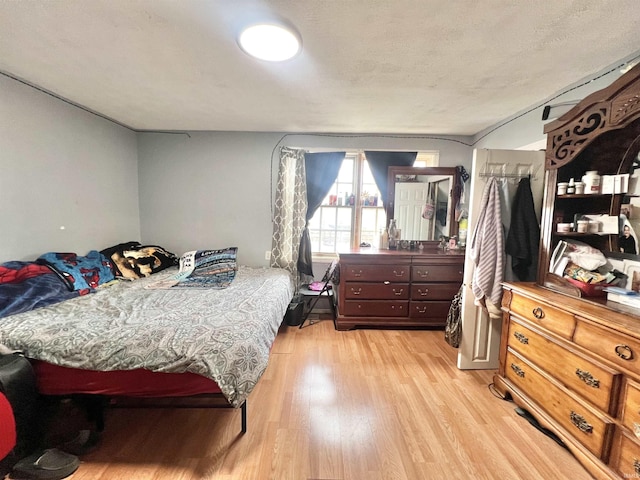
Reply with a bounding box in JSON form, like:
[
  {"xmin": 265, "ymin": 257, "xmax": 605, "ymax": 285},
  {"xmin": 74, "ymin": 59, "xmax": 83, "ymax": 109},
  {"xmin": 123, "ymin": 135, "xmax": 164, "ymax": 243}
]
[{"xmin": 271, "ymin": 147, "xmax": 308, "ymax": 287}]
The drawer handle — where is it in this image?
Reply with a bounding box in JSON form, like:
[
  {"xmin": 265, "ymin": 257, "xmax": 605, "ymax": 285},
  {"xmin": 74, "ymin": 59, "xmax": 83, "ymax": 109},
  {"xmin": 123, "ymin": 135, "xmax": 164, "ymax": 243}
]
[
  {"xmin": 575, "ymin": 369, "xmax": 600, "ymax": 388},
  {"xmin": 417, "ymin": 306, "xmax": 427, "ymax": 313},
  {"xmin": 418, "ymin": 288, "xmax": 429, "ymax": 296},
  {"xmin": 418, "ymin": 270, "xmax": 429, "ymax": 277},
  {"xmin": 390, "ymin": 305, "xmax": 404, "ymax": 310},
  {"xmin": 615, "ymin": 344, "xmax": 634, "ymax": 361},
  {"xmin": 352, "ymin": 269, "xmax": 363, "ymax": 277},
  {"xmin": 384, "ymin": 281, "xmax": 390, "ymax": 285},
  {"xmin": 569, "ymin": 411, "xmax": 593, "ymax": 434},
  {"xmin": 351, "ymin": 288, "xmax": 362, "ymax": 295},
  {"xmin": 392, "ymin": 288, "xmax": 404, "ymax": 296},
  {"xmin": 513, "ymin": 332, "xmax": 529, "ymax": 344},
  {"xmin": 393, "ymin": 270, "xmax": 405, "ymax": 277},
  {"xmin": 532, "ymin": 307, "xmax": 544, "ymax": 319},
  {"xmin": 510, "ymin": 363, "xmax": 525, "ymax": 378},
  {"xmin": 634, "ymin": 458, "xmax": 640, "ymax": 475}
]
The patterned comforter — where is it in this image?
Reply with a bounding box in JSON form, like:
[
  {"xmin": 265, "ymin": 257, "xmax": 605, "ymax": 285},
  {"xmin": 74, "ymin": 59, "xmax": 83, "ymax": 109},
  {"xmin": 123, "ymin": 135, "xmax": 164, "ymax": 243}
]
[{"xmin": 0, "ymin": 266, "xmax": 294, "ymax": 407}]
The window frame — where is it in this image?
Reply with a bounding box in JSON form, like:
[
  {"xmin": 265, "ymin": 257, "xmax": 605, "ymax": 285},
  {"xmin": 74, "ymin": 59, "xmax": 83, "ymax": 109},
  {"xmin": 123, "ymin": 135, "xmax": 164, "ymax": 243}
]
[{"xmin": 309, "ymin": 149, "xmax": 439, "ymax": 260}]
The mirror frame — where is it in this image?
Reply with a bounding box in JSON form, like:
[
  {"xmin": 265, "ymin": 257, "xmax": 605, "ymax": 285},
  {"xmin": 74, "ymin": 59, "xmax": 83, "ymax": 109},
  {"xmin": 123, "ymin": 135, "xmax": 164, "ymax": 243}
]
[{"xmin": 386, "ymin": 166, "xmax": 461, "ymax": 242}]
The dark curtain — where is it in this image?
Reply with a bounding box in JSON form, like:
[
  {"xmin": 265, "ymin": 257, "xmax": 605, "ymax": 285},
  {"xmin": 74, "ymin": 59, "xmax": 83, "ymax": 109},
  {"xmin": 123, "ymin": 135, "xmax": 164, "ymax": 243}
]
[
  {"xmin": 364, "ymin": 151, "xmax": 417, "ymax": 207},
  {"xmin": 297, "ymin": 152, "xmax": 346, "ymax": 277}
]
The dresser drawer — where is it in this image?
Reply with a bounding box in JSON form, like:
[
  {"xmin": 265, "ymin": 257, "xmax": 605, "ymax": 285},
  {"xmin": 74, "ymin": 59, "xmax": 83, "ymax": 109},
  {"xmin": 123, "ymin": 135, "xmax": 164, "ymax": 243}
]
[
  {"xmin": 620, "ymin": 380, "xmax": 640, "ymax": 440},
  {"xmin": 505, "ymin": 349, "xmax": 614, "ymax": 458},
  {"xmin": 342, "ymin": 300, "xmax": 408, "ymax": 317},
  {"xmin": 573, "ymin": 319, "xmax": 640, "ymax": 372},
  {"xmin": 409, "ymin": 301, "xmax": 452, "ymax": 319},
  {"xmin": 411, "ymin": 283, "xmax": 460, "ymax": 301},
  {"xmin": 610, "ymin": 430, "xmax": 640, "ymax": 478},
  {"xmin": 411, "ymin": 265, "xmax": 463, "ymax": 282},
  {"xmin": 507, "ymin": 318, "xmax": 620, "ymax": 414},
  {"xmin": 508, "ymin": 292, "xmax": 576, "ymax": 339},
  {"xmin": 345, "ymin": 282, "xmax": 409, "ymax": 300},
  {"xmin": 342, "ymin": 264, "xmax": 410, "ymax": 282}
]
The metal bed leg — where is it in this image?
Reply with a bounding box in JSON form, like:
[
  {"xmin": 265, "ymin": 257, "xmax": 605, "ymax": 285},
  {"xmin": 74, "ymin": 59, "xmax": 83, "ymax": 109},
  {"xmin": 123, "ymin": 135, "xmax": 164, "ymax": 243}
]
[{"xmin": 241, "ymin": 400, "xmax": 247, "ymax": 434}]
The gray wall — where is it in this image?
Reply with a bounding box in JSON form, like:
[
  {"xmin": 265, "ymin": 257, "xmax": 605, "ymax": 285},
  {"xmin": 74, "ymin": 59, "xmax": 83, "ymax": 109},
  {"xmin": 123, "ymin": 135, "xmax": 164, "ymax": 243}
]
[
  {"xmin": 137, "ymin": 132, "xmax": 472, "ymax": 267},
  {"xmin": 0, "ymin": 75, "xmax": 140, "ymax": 263}
]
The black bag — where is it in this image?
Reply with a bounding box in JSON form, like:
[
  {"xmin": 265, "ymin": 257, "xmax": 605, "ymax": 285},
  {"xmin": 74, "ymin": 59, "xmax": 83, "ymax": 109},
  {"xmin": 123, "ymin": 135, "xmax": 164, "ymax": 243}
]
[{"xmin": 0, "ymin": 354, "xmax": 39, "ymax": 461}]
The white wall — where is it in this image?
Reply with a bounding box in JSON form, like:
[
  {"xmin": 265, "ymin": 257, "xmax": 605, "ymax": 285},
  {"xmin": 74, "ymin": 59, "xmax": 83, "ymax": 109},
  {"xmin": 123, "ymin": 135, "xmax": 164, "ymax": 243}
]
[
  {"xmin": 473, "ymin": 55, "xmax": 638, "ymax": 149},
  {"xmin": 0, "ymin": 75, "xmax": 140, "ymax": 262},
  {"xmin": 137, "ymin": 132, "xmax": 473, "ymax": 267}
]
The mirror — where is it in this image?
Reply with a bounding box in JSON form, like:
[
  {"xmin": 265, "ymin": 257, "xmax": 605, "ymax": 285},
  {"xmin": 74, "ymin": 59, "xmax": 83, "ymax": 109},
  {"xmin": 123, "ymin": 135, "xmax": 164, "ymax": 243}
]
[{"xmin": 386, "ymin": 167, "xmax": 460, "ymax": 242}]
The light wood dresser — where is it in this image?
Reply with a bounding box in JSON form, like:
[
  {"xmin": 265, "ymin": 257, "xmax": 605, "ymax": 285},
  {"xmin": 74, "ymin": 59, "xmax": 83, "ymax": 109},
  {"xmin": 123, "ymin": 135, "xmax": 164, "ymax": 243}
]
[
  {"xmin": 496, "ymin": 282, "xmax": 640, "ymax": 479},
  {"xmin": 336, "ymin": 247, "xmax": 464, "ymax": 330}
]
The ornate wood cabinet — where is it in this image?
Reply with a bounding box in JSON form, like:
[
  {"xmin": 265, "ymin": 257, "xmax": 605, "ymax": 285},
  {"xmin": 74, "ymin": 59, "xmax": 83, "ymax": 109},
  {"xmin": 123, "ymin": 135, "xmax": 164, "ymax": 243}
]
[
  {"xmin": 495, "ymin": 64, "xmax": 640, "ymax": 479},
  {"xmin": 336, "ymin": 247, "xmax": 464, "ymax": 330}
]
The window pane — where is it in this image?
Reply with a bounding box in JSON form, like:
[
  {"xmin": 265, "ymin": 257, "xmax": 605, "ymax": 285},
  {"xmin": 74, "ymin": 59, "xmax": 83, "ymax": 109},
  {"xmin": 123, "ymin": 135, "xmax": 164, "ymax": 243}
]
[
  {"xmin": 336, "ymin": 231, "xmax": 351, "ymax": 252},
  {"xmin": 337, "ymin": 207, "xmax": 352, "ymax": 231},
  {"xmin": 320, "ymin": 231, "xmax": 336, "ymax": 253},
  {"xmin": 362, "ymin": 207, "xmax": 386, "ymax": 247},
  {"xmin": 320, "ymin": 207, "xmax": 336, "ymax": 229},
  {"xmin": 337, "ymin": 157, "xmax": 354, "ymax": 183}
]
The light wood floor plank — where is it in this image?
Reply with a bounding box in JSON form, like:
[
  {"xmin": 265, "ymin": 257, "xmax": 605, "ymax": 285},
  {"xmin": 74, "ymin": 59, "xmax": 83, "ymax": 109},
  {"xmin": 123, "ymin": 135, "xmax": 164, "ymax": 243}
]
[{"xmin": 53, "ymin": 317, "xmax": 592, "ymax": 480}]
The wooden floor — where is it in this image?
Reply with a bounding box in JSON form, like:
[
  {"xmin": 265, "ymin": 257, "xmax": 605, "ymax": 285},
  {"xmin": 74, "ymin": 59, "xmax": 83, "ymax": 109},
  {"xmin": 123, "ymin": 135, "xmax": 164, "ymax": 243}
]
[{"xmin": 55, "ymin": 316, "xmax": 593, "ymax": 480}]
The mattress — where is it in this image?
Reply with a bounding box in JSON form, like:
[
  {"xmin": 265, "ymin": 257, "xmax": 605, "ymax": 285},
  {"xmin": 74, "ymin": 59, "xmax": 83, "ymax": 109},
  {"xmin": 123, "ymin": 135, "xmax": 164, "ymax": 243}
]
[{"xmin": 0, "ymin": 266, "xmax": 294, "ymax": 406}]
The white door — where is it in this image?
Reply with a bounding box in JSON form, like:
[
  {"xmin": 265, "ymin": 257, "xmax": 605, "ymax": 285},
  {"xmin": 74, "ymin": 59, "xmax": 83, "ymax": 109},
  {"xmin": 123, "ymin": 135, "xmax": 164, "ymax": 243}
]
[
  {"xmin": 395, "ymin": 182, "xmax": 431, "ymax": 240},
  {"xmin": 457, "ymin": 149, "xmax": 545, "ymax": 370}
]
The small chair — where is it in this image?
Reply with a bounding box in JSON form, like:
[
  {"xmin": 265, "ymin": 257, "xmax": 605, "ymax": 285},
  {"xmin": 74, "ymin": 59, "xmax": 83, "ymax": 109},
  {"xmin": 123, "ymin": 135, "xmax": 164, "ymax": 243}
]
[{"xmin": 299, "ymin": 260, "xmax": 338, "ymax": 329}]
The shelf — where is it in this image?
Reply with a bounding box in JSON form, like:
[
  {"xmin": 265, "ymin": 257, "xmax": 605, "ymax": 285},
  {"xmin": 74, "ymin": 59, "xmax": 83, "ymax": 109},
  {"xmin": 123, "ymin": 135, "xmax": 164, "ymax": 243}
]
[
  {"xmin": 556, "ymin": 194, "xmax": 613, "ymax": 199},
  {"xmin": 553, "ymin": 232, "xmax": 612, "ymax": 237}
]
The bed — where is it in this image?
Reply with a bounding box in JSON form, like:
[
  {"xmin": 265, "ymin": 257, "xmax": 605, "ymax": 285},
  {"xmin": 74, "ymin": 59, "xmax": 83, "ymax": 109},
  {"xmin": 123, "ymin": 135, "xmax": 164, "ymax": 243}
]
[{"xmin": 0, "ymin": 264, "xmax": 294, "ymax": 432}]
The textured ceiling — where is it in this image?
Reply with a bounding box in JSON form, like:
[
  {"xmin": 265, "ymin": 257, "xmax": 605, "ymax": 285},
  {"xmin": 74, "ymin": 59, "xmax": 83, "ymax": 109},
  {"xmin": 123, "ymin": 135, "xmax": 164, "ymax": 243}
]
[{"xmin": 2, "ymin": 1, "xmax": 640, "ymax": 135}]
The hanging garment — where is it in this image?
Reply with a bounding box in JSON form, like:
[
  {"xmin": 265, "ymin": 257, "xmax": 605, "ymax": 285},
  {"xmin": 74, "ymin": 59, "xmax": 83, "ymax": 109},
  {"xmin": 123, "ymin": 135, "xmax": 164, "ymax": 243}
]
[
  {"xmin": 470, "ymin": 177, "xmax": 504, "ymax": 318},
  {"xmin": 506, "ymin": 178, "xmax": 540, "ymax": 281}
]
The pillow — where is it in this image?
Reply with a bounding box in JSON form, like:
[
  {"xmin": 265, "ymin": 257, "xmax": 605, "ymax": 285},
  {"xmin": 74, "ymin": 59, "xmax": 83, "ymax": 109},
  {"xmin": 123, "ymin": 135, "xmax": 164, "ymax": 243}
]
[
  {"xmin": 172, "ymin": 247, "xmax": 238, "ymax": 289},
  {"xmin": 100, "ymin": 242, "xmax": 178, "ymax": 279},
  {"xmin": 36, "ymin": 251, "xmax": 114, "ymax": 291}
]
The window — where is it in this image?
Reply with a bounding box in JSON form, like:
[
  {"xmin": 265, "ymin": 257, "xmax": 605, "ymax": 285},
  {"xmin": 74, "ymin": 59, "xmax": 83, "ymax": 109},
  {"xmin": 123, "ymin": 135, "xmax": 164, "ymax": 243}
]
[{"xmin": 308, "ymin": 150, "xmax": 439, "ymax": 255}]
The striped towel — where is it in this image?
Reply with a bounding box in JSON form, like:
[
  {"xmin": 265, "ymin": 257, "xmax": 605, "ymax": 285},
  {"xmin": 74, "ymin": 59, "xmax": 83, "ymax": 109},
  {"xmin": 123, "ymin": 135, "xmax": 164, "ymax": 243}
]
[{"xmin": 470, "ymin": 177, "xmax": 505, "ymax": 311}]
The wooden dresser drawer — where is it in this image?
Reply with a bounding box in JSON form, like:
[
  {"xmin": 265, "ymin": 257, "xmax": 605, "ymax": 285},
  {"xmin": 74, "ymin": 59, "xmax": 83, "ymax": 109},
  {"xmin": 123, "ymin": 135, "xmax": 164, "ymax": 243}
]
[
  {"xmin": 411, "ymin": 283, "xmax": 460, "ymax": 300},
  {"xmin": 610, "ymin": 430, "xmax": 640, "ymax": 478},
  {"xmin": 508, "ymin": 292, "xmax": 576, "ymax": 339},
  {"xmin": 573, "ymin": 319, "xmax": 640, "ymax": 373},
  {"xmin": 505, "ymin": 349, "xmax": 614, "ymax": 458},
  {"xmin": 411, "ymin": 265, "xmax": 463, "ymax": 282},
  {"xmin": 620, "ymin": 380, "xmax": 640, "ymax": 439},
  {"xmin": 507, "ymin": 318, "xmax": 620, "ymax": 414},
  {"xmin": 345, "ymin": 282, "xmax": 409, "ymax": 300},
  {"xmin": 342, "ymin": 300, "xmax": 408, "ymax": 317},
  {"xmin": 409, "ymin": 301, "xmax": 452, "ymax": 319},
  {"xmin": 342, "ymin": 264, "xmax": 410, "ymax": 282}
]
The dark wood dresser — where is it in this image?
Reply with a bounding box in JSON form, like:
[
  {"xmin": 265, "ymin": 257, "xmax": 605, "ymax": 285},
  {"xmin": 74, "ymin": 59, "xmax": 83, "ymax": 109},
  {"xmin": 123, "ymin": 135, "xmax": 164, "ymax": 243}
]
[{"xmin": 336, "ymin": 247, "xmax": 464, "ymax": 330}]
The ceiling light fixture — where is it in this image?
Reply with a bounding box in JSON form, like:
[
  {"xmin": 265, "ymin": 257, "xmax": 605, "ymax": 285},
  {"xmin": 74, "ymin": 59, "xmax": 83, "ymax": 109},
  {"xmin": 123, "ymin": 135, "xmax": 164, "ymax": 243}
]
[{"xmin": 238, "ymin": 23, "xmax": 301, "ymax": 62}]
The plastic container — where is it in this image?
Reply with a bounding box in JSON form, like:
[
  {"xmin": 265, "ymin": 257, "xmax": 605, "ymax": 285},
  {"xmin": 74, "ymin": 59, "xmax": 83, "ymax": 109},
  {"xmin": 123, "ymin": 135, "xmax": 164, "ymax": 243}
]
[
  {"xmin": 557, "ymin": 182, "xmax": 568, "ymax": 195},
  {"xmin": 565, "ymin": 277, "xmax": 608, "ymax": 297},
  {"xmin": 576, "ymin": 220, "xmax": 589, "ymax": 233},
  {"xmin": 557, "ymin": 223, "xmax": 572, "ymax": 233},
  {"xmin": 582, "ymin": 171, "xmax": 601, "ymax": 194},
  {"xmin": 574, "ymin": 181, "xmax": 585, "ymax": 194}
]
